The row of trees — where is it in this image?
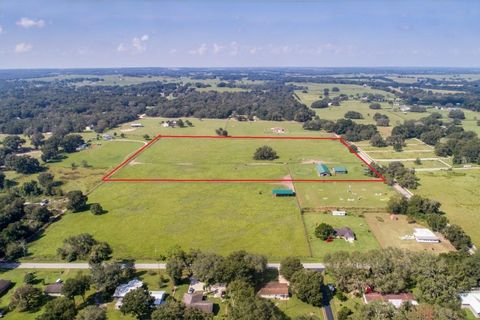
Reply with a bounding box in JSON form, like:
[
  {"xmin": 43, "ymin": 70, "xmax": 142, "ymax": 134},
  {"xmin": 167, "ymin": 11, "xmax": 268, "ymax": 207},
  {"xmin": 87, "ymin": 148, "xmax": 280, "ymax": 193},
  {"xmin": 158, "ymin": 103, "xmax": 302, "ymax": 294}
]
[{"xmin": 303, "ymin": 117, "xmax": 378, "ymax": 141}]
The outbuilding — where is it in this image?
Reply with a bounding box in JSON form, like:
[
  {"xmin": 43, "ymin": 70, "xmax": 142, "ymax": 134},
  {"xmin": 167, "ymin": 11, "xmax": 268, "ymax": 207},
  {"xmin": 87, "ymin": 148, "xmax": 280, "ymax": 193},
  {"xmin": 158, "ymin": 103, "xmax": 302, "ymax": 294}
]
[
  {"xmin": 316, "ymin": 164, "xmax": 331, "ymax": 176},
  {"xmin": 333, "ymin": 167, "xmax": 348, "ymax": 174},
  {"xmin": 331, "ymin": 210, "xmax": 347, "ymax": 216},
  {"xmin": 364, "ymin": 292, "xmax": 418, "ymax": 308},
  {"xmin": 272, "ymin": 189, "xmax": 296, "ymax": 197},
  {"xmin": 413, "ymin": 228, "xmax": 440, "ymax": 243},
  {"xmin": 0, "ymin": 280, "xmax": 12, "ymax": 297}
]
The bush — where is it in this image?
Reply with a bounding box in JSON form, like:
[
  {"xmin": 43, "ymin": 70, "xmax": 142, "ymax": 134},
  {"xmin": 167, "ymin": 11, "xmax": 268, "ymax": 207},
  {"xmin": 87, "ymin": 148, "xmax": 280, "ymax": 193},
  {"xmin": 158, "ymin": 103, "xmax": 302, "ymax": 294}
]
[
  {"xmin": 344, "ymin": 111, "xmax": 363, "ymax": 119},
  {"xmin": 314, "ymin": 223, "xmax": 335, "ymax": 240},
  {"xmin": 369, "ymin": 103, "xmax": 381, "ymax": 110},
  {"xmin": 90, "ymin": 203, "xmax": 104, "ymax": 215},
  {"xmin": 253, "ymin": 145, "xmax": 278, "ymax": 160}
]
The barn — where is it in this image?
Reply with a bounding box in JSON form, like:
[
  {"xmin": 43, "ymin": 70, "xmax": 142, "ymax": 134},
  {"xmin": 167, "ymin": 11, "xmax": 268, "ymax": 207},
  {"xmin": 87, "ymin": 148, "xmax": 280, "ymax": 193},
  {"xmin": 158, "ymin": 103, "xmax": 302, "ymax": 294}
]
[
  {"xmin": 316, "ymin": 164, "xmax": 331, "ymax": 176},
  {"xmin": 272, "ymin": 189, "xmax": 296, "ymax": 197}
]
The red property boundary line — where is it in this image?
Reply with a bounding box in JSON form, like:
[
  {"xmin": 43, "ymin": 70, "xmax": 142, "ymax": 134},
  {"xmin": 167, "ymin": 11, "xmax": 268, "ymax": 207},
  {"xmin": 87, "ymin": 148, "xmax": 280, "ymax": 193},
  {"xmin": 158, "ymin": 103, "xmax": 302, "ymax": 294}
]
[{"xmin": 102, "ymin": 135, "xmax": 386, "ymax": 183}]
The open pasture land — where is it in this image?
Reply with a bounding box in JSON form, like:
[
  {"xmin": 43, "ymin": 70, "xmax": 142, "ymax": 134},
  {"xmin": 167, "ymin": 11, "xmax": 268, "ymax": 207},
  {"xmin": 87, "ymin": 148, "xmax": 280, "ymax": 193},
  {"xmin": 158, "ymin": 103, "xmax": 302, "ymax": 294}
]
[
  {"xmin": 416, "ymin": 170, "xmax": 480, "ymax": 246},
  {"xmin": 27, "ymin": 182, "xmax": 311, "ymax": 261},
  {"xmin": 294, "ymin": 182, "xmax": 394, "ymax": 209},
  {"xmin": 364, "ymin": 213, "xmax": 454, "ymax": 254},
  {"xmin": 303, "ymin": 213, "xmax": 380, "ymax": 257},
  {"xmin": 107, "ymin": 136, "xmax": 383, "ymax": 182}
]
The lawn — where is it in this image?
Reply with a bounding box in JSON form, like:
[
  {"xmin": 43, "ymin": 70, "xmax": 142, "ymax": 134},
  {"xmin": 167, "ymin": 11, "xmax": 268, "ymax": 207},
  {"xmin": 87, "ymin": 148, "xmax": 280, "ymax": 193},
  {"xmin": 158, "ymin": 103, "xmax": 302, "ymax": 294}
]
[
  {"xmin": 303, "ymin": 213, "xmax": 380, "ymax": 258},
  {"xmin": 27, "ymin": 182, "xmax": 311, "ymax": 261},
  {"xmin": 415, "ymin": 170, "xmax": 480, "ymax": 246},
  {"xmin": 364, "ymin": 212, "xmax": 454, "ymax": 254},
  {"xmin": 110, "ymin": 137, "xmax": 379, "ymax": 181}
]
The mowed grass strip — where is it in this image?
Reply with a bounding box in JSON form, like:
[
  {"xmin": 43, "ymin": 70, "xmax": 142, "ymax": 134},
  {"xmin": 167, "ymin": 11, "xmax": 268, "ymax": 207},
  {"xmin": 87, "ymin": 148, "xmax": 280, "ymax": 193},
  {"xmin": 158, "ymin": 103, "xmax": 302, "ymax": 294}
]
[
  {"xmin": 111, "ymin": 138, "xmax": 375, "ymax": 180},
  {"xmin": 27, "ymin": 182, "xmax": 310, "ymax": 261}
]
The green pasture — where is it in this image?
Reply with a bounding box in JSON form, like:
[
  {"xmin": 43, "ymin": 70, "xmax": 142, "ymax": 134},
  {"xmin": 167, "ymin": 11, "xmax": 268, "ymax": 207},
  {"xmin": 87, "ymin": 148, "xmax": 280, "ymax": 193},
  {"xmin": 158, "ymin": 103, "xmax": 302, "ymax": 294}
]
[
  {"xmin": 294, "ymin": 182, "xmax": 394, "ymax": 209},
  {"xmin": 27, "ymin": 182, "xmax": 311, "ymax": 261},
  {"xmin": 110, "ymin": 137, "xmax": 375, "ymax": 181},
  {"xmin": 416, "ymin": 170, "xmax": 480, "ymax": 246}
]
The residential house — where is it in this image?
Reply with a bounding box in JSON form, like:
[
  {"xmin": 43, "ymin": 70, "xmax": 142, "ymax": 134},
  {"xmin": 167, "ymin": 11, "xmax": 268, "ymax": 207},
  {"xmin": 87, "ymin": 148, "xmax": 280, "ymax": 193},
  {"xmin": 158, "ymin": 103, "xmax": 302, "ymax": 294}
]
[
  {"xmin": 44, "ymin": 283, "xmax": 64, "ymax": 297},
  {"xmin": 151, "ymin": 291, "xmax": 166, "ymax": 306},
  {"xmin": 183, "ymin": 292, "xmax": 213, "ymax": 314},
  {"xmin": 258, "ymin": 282, "xmax": 289, "ymax": 300},
  {"xmin": 334, "ymin": 227, "xmax": 356, "ymax": 242},
  {"xmin": 363, "ymin": 292, "xmax": 418, "ymax": 308},
  {"xmin": 460, "ymin": 290, "xmax": 480, "ymax": 318}
]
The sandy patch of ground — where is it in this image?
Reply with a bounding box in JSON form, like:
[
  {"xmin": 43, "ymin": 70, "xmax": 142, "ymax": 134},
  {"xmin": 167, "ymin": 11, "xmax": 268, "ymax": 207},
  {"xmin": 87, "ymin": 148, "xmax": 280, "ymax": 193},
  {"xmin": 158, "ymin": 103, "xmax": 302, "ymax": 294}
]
[
  {"xmin": 120, "ymin": 128, "xmax": 137, "ymax": 133},
  {"xmin": 272, "ymin": 175, "xmax": 295, "ymax": 191}
]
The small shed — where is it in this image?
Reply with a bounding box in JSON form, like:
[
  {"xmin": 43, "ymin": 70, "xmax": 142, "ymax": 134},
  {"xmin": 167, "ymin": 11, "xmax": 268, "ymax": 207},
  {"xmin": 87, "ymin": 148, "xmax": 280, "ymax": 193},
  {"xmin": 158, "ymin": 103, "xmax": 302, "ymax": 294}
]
[
  {"xmin": 0, "ymin": 280, "xmax": 12, "ymax": 296},
  {"xmin": 413, "ymin": 228, "xmax": 440, "ymax": 243},
  {"xmin": 272, "ymin": 189, "xmax": 295, "ymax": 197},
  {"xmin": 331, "ymin": 210, "xmax": 347, "ymax": 216},
  {"xmin": 316, "ymin": 164, "xmax": 331, "ymax": 177},
  {"xmin": 333, "ymin": 167, "xmax": 348, "ymax": 174}
]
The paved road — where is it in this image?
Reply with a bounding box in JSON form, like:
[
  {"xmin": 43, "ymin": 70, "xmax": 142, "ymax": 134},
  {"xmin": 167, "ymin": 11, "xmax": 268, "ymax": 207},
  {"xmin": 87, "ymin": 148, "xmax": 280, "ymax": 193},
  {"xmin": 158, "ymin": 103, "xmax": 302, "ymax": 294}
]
[{"xmin": 0, "ymin": 262, "xmax": 325, "ymax": 271}]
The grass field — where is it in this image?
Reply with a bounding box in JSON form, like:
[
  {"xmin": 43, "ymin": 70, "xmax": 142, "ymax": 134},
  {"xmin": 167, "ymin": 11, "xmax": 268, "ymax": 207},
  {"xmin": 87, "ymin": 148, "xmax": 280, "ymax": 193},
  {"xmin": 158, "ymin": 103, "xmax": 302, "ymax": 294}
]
[
  {"xmin": 12, "ymin": 117, "xmax": 396, "ymax": 261},
  {"xmin": 364, "ymin": 212, "xmax": 454, "ymax": 254},
  {"xmin": 415, "ymin": 170, "xmax": 480, "ymax": 246},
  {"xmin": 303, "ymin": 213, "xmax": 381, "ymax": 257},
  {"xmin": 109, "ymin": 137, "xmax": 378, "ymax": 181},
  {"xmin": 27, "ymin": 182, "xmax": 311, "ymax": 261}
]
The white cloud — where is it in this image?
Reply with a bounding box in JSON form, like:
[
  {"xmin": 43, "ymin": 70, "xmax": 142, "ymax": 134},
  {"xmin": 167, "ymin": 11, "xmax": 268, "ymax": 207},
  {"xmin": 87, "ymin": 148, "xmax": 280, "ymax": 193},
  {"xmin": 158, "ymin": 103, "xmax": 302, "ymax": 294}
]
[
  {"xmin": 229, "ymin": 41, "xmax": 239, "ymax": 56},
  {"xmin": 249, "ymin": 46, "xmax": 259, "ymax": 55},
  {"xmin": 16, "ymin": 17, "xmax": 45, "ymax": 29},
  {"xmin": 14, "ymin": 42, "xmax": 33, "ymax": 53},
  {"xmin": 0, "ymin": 26, "xmax": 3, "ymax": 34},
  {"xmin": 212, "ymin": 43, "xmax": 224, "ymax": 54},
  {"xmin": 117, "ymin": 34, "xmax": 149, "ymax": 54},
  {"xmin": 189, "ymin": 43, "xmax": 208, "ymax": 55}
]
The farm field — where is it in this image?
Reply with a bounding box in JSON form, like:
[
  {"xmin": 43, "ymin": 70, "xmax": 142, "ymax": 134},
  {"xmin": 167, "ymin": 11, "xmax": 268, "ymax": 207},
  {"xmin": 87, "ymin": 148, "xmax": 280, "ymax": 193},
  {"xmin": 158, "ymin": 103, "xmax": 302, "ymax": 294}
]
[
  {"xmin": 18, "ymin": 117, "xmax": 397, "ymax": 262},
  {"xmin": 109, "ymin": 136, "xmax": 379, "ymax": 181},
  {"xmin": 364, "ymin": 212, "xmax": 454, "ymax": 254},
  {"xmin": 27, "ymin": 182, "xmax": 311, "ymax": 261},
  {"xmin": 415, "ymin": 170, "xmax": 480, "ymax": 246},
  {"xmin": 303, "ymin": 213, "xmax": 381, "ymax": 257}
]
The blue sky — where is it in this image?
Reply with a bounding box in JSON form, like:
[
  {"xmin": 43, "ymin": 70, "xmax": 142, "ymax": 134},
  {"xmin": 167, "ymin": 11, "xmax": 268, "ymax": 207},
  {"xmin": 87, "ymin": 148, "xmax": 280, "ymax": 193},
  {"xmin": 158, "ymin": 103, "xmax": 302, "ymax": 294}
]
[{"xmin": 1, "ymin": 0, "xmax": 479, "ymax": 68}]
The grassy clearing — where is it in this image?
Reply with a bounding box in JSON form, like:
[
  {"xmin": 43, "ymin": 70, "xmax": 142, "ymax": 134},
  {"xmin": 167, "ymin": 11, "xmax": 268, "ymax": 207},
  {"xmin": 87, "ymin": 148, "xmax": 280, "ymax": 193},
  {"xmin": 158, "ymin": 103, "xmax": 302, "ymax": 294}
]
[
  {"xmin": 415, "ymin": 170, "xmax": 480, "ymax": 246},
  {"xmin": 294, "ymin": 182, "xmax": 394, "ymax": 209},
  {"xmin": 112, "ymin": 137, "xmax": 376, "ymax": 181},
  {"xmin": 364, "ymin": 212, "xmax": 454, "ymax": 254},
  {"xmin": 303, "ymin": 213, "xmax": 380, "ymax": 257},
  {"xmin": 27, "ymin": 182, "xmax": 310, "ymax": 261}
]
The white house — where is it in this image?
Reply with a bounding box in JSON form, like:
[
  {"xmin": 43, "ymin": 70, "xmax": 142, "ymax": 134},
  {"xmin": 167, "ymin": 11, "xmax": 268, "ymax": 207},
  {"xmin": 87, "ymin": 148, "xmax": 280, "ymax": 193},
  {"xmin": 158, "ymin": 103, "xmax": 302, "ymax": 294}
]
[
  {"xmin": 331, "ymin": 210, "xmax": 347, "ymax": 216},
  {"xmin": 113, "ymin": 279, "xmax": 143, "ymax": 298},
  {"xmin": 413, "ymin": 228, "xmax": 440, "ymax": 243},
  {"xmin": 258, "ymin": 282, "xmax": 289, "ymax": 300},
  {"xmin": 460, "ymin": 291, "xmax": 480, "ymax": 318}
]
